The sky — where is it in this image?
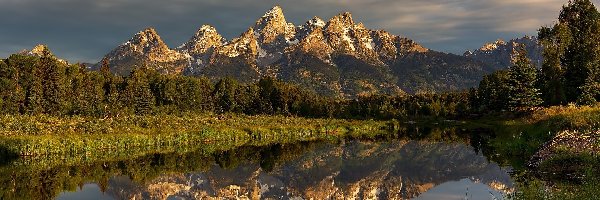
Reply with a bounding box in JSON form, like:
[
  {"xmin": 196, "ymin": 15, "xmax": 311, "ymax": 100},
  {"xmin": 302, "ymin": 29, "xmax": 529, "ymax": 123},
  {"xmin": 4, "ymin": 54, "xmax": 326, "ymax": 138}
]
[{"xmin": 1, "ymin": 0, "xmax": 598, "ymax": 63}]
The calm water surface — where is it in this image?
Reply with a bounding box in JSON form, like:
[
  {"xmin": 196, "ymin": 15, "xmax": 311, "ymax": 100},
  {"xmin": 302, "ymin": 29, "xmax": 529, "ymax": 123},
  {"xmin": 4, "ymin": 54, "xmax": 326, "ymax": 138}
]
[{"xmin": 2, "ymin": 127, "xmax": 513, "ymax": 199}]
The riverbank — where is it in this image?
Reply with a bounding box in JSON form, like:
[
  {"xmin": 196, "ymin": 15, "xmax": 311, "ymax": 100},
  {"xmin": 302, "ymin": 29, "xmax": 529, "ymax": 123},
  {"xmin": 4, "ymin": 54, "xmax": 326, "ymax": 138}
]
[
  {"xmin": 1, "ymin": 106, "xmax": 599, "ymax": 199},
  {"xmin": 0, "ymin": 114, "xmax": 398, "ymax": 159},
  {"xmin": 521, "ymin": 105, "xmax": 600, "ymax": 168},
  {"xmin": 489, "ymin": 105, "xmax": 600, "ymax": 199}
]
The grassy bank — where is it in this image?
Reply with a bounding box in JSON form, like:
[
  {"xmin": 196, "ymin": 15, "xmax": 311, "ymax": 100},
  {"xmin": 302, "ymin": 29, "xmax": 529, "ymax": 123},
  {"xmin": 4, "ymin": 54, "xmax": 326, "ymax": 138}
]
[
  {"xmin": 469, "ymin": 105, "xmax": 600, "ymax": 166},
  {"xmin": 486, "ymin": 105, "xmax": 600, "ymax": 199},
  {"xmin": 0, "ymin": 114, "xmax": 397, "ymax": 160}
]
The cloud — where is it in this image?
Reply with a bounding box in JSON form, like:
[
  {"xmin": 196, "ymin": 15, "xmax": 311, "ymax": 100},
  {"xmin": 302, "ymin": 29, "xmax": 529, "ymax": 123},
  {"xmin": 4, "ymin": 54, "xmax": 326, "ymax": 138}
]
[{"xmin": 0, "ymin": 0, "xmax": 598, "ymax": 62}]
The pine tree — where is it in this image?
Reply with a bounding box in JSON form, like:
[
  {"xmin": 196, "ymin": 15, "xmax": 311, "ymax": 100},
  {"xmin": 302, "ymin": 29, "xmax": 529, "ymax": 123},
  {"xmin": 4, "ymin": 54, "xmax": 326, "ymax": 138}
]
[
  {"xmin": 507, "ymin": 46, "xmax": 543, "ymax": 111},
  {"xmin": 66, "ymin": 64, "xmax": 87, "ymax": 114},
  {"xmin": 6, "ymin": 54, "xmax": 39, "ymax": 114},
  {"xmin": 99, "ymin": 59, "xmax": 122, "ymax": 117},
  {"xmin": 105, "ymin": 76, "xmax": 124, "ymax": 116},
  {"xmin": 213, "ymin": 77, "xmax": 239, "ymax": 113},
  {"xmin": 123, "ymin": 68, "xmax": 155, "ymax": 115},
  {"xmin": 85, "ymin": 71, "xmax": 106, "ymax": 115},
  {"xmin": 100, "ymin": 57, "xmax": 111, "ymax": 75},
  {"xmin": 39, "ymin": 47, "xmax": 65, "ymax": 115},
  {"xmin": 0, "ymin": 60, "xmax": 22, "ymax": 114},
  {"xmin": 467, "ymin": 88, "xmax": 480, "ymax": 112},
  {"xmin": 577, "ymin": 64, "xmax": 600, "ymax": 105},
  {"xmin": 560, "ymin": 0, "xmax": 600, "ymax": 102},
  {"xmin": 477, "ymin": 70, "xmax": 510, "ymax": 111},
  {"xmin": 27, "ymin": 56, "xmax": 45, "ymax": 114}
]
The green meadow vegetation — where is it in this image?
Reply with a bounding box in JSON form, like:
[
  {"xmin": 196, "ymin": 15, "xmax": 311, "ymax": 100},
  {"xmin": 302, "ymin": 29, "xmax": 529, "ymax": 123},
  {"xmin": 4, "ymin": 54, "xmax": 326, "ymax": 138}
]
[
  {"xmin": 0, "ymin": 113, "xmax": 398, "ymax": 158},
  {"xmin": 483, "ymin": 105, "xmax": 600, "ymax": 199}
]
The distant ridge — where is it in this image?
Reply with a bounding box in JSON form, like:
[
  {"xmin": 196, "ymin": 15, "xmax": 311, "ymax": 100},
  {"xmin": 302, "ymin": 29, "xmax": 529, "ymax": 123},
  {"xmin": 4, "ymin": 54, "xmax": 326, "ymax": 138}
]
[{"xmin": 95, "ymin": 6, "xmax": 542, "ymax": 97}]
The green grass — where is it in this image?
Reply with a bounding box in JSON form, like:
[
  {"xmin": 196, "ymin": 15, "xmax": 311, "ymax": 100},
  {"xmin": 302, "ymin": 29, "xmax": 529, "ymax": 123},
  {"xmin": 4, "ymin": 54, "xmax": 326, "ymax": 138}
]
[
  {"xmin": 465, "ymin": 105, "xmax": 600, "ymax": 168},
  {"xmin": 485, "ymin": 105, "xmax": 600, "ymax": 199},
  {"xmin": 0, "ymin": 113, "xmax": 397, "ymax": 161}
]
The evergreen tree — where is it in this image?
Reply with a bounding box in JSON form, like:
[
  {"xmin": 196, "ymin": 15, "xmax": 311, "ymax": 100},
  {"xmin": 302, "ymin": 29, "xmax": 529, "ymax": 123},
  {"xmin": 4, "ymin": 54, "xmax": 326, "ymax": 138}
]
[
  {"xmin": 122, "ymin": 68, "xmax": 155, "ymax": 115},
  {"xmin": 100, "ymin": 57, "xmax": 111, "ymax": 75},
  {"xmin": 84, "ymin": 71, "xmax": 106, "ymax": 115},
  {"xmin": 507, "ymin": 46, "xmax": 543, "ymax": 110},
  {"xmin": 178, "ymin": 76, "xmax": 213, "ymax": 112},
  {"xmin": 0, "ymin": 60, "xmax": 24, "ymax": 114},
  {"xmin": 65, "ymin": 64, "xmax": 87, "ymax": 114},
  {"xmin": 6, "ymin": 54, "xmax": 38, "ymax": 114},
  {"xmin": 38, "ymin": 47, "xmax": 65, "ymax": 115},
  {"xmin": 577, "ymin": 65, "xmax": 600, "ymax": 105},
  {"xmin": 27, "ymin": 56, "xmax": 45, "ymax": 114},
  {"xmin": 213, "ymin": 77, "xmax": 239, "ymax": 113},
  {"xmin": 99, "ymin": 59, "xmax": 122, "ymax": 117},
  {"xmin": 477, "ymin": 70, "xmax": 510, "ymax": 111},
  {"xmin": 105, "ymin": 76, "xmax": 124, "ymax": 116},
  {"xmin": 467, "ymin": 88, "xmax": 480, "ymax": 112},
  {"xmin": 255, "ymin": 78, "xmax": 276, "ymax": 114}
]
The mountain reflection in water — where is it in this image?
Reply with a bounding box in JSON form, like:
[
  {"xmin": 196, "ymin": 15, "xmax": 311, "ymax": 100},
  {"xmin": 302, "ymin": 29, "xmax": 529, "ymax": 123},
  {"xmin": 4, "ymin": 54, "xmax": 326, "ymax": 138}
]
[
  {"xmin": 0, "ymin": 127, "xmax": 513, "ymax": 200},
  {"xmin": 56, "ymin": 141, "xmax": 511, "ymax": 199}
]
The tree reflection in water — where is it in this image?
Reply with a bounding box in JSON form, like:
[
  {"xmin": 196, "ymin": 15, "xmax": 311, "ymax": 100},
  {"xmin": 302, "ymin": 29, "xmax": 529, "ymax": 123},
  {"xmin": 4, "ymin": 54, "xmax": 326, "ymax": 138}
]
[{"xmin": 0, "ymin": 126, "xmax": 513, "ymax": 199}]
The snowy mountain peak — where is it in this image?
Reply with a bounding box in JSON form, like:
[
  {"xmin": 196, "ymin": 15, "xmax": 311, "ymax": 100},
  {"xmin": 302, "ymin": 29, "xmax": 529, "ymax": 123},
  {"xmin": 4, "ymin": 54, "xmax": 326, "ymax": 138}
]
[
  {"xmin": 120, "ymin": 27, "xmax": 172, "ymax": 53},
  {"xmin": 20, "ymin": 44, "xmax": 68, "ymax": 64},
  {"xmin": 262, "ymin": 5, "xmax": 284, "ymax": 18},
  {"xmin": 307, "ymin": 16, "xmax": 326, "ymax": 27},
  {"xmin": 132, "ymin": 27, "xmax": 160, "ymax": 43},
  {"xmin": 98, "ymin": 5, "xmax": 497, "ymax": 97},
  {"xmin": 328, "ymin": 12, "xmax": 355, "ymax": 28},
  {"xmin": 199, "ymin": 25, "xmax": 218, "ymax": 33},
  {"xmin": 479, "ymin": 39, "xmax": 507, "ymax": 51},
  {"xmin": 216, "ymin": 28, "xmax": 259, "ymax": 58},
  {"xmin": 465, "ymin": 36, "xmax": 543, "ymax": 71},
  {"xmin": 322, "ymin": 12, "xmax": 360, "ymax": 54},
  {"xmin": 178, "ymin": 24, "xmax": 226, "ymax": 56},
  {"xmin": 28, "ymin": 44, "xmax": 50, "ymax": 56},
  {"xmin": 254, "ymin": 5, "xmax": 291, "ymax": 44},
  {"xmin": 101, "ymin": 27, "xmax": 188, "ymax": 75}
]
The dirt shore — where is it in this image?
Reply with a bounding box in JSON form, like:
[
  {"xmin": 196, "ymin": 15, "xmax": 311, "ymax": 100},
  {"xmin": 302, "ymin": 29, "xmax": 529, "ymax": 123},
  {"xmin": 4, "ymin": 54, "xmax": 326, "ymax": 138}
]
[{"xmin": 528, "ymin": 130, "xmax": 600, "ymax": 169}]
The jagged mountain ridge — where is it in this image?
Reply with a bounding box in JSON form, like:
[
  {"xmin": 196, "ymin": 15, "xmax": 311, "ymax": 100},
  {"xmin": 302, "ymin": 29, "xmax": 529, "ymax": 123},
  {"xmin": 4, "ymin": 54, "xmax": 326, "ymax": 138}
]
[
  {"xmin": 464, "ymin": 36, "xmax": 543, "ymax": 71},
  {"xmin": 98, "ymin": 6, "xmax": 540, "ymax": 96},
  {"xmin": 99, "ymin": 28, "xmax": 190, "ymax": 75}
]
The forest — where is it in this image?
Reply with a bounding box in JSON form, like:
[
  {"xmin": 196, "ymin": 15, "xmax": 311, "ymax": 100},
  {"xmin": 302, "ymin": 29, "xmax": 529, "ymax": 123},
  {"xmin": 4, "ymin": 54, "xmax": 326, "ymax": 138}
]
[{"xmin": 0, "ymin": 48, "xmax": 475, "ymax": 119}]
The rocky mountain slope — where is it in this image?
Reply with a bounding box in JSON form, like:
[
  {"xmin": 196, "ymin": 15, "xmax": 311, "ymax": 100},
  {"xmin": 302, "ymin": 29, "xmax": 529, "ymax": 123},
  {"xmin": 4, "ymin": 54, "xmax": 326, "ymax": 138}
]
[
  {"xmin": 18, "ymin": 44, "xmax": 68, "ymax": 64},
  {"xmin": 99, "ymin": 28, "xmax": 189, "ymax": 75},
  {"xmin": 98, "ymin": 6, "xmax": 542, "ymax": 97},
  {"xmin": 464, "ymin": 36, "xmax": 543, "ymax": 71}
]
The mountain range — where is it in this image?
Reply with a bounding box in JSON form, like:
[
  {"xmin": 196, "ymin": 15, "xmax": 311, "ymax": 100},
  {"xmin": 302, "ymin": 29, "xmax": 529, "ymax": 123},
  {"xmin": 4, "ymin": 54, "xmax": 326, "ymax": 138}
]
[{"xmin": 70, "ymin": 6, "xmax": 542, "ymax": 97}]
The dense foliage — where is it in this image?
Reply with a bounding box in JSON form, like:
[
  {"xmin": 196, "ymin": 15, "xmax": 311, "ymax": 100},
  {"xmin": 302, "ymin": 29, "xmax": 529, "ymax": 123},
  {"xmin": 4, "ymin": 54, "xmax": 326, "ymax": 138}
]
[
  {"xmin": 539, "ymin": 0, "xmax": 600, "ymax": 105},
  {"xmin": 473, "ymin": 0, "xmax": 600, "ymax": 111},
  {"xmin": 0, "ymin": 48, "xmax": 473, "ymax": 120}
]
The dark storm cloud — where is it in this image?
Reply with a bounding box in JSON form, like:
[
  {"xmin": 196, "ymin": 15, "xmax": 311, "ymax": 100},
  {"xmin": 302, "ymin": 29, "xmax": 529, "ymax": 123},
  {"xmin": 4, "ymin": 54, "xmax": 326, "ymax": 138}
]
[{"xmin": 1, "ymin": 0, "xmax": 598, "ymax": 62}]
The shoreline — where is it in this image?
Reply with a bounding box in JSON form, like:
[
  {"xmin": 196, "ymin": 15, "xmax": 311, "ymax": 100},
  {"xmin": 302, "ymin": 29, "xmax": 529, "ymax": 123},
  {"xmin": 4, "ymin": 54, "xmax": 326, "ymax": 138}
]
[{"xmin": 0, "ymin": 114, "xmax": 398, "ymax": 159}]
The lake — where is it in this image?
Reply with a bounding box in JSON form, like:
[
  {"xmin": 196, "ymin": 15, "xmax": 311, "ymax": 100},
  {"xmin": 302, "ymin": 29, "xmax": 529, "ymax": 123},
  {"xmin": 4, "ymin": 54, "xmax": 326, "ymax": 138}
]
[{"xmin": 1, "ymin": 127, "xmax": 513, "ymax": 199}]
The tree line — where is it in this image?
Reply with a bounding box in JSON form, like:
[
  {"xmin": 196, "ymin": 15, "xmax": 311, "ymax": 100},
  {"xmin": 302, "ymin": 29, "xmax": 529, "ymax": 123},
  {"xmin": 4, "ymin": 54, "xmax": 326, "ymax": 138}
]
[
  {"xmin": 0, "ymin": 48, "xmax": 474, "ymax": 119},
  {"xmin": 473, "ymin": 0, "xmax": 600, "ymax": 112}
]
